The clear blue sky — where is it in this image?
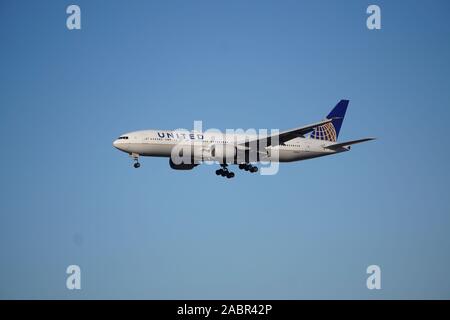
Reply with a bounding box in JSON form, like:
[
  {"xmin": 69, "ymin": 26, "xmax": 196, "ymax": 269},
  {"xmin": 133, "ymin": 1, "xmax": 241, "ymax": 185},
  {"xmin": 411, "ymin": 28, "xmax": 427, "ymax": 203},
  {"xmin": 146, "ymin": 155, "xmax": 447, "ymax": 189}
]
[{"xmin": 1, "ymin": 0, "xmax": 449, "ymax": 299}]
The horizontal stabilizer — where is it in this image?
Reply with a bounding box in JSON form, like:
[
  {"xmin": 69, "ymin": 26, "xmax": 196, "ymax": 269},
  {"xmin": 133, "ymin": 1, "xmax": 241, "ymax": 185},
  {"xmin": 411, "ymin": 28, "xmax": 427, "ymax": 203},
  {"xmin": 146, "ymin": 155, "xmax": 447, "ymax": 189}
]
[{"xmin": 325, "ymin": 137, "xmax": 376, "ymax": 150}]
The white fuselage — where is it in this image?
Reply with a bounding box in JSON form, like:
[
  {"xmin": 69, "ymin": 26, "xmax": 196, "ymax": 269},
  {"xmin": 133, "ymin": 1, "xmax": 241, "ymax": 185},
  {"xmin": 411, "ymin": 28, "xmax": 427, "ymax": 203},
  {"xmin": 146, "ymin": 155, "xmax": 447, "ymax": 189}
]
[{"xmin": 113, "ymin": 129, "xmax": 347, "ymax": 163}]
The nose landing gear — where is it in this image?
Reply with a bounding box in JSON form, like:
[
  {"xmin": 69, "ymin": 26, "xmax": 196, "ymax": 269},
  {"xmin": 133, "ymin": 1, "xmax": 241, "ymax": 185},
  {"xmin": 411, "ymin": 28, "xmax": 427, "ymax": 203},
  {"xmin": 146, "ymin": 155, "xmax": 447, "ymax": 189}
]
[
  {"xmin": 130, "ymin": 153, "xmax": 141, "ymax": 168},
  {"xmin": 215, "ymin": 164, "xmax": 235, "ymax": 178}
]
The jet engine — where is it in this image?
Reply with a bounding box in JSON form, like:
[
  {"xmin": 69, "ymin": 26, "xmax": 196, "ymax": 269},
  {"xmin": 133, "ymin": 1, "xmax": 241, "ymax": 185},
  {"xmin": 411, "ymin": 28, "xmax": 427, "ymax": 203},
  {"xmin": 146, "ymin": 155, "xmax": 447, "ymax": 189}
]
[
  {"xmin": 169, "ymin": 158, "xmax": 198, "ymax": 170},
  {"xmin": 211, "ymin": 144, "xmax": 237, "ymax": 163}
]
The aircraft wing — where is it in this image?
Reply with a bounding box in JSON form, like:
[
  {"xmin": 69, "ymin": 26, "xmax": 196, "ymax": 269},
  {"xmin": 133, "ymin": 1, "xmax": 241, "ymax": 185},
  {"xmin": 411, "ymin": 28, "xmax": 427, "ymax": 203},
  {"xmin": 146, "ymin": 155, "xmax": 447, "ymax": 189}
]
[
  {"xmin": 239, "ymin": 119, "xmax": 334, "ymax": 148},
  {"xmin": 324, "ymin": 137, "xmax": 376, "ymax": 150}
]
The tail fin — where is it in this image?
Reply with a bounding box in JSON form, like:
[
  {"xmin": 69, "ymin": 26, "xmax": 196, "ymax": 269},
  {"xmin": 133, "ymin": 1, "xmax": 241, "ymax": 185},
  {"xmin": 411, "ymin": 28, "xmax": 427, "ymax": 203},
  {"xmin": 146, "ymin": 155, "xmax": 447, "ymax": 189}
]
[{"xmin": 310, "ymin": 99, "xmax": 349, "ymax": 142}]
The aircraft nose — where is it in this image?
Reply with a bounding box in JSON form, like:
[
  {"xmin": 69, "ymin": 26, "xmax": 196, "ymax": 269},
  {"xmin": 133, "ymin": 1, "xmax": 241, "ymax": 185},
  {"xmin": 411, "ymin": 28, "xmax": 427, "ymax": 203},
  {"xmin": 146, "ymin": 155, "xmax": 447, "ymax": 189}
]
[{"xmin": 113, "ymin": 139, "xmax": 120, "ymax": 149}]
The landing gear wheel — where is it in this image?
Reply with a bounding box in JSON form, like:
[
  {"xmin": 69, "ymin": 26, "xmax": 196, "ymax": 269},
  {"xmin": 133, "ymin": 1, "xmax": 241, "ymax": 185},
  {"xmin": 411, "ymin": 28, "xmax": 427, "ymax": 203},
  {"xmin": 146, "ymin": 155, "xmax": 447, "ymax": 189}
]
[
  {"xmin": 238, "ymin": 163, "xmax": 258, "ymax": 173},
  {"xmin": 134, "ymin": 162, "xmax": 141, "ymax": 168},
  {"xmin": 215, "ymin": 164, "xmax": 234, "ymax": 178}
]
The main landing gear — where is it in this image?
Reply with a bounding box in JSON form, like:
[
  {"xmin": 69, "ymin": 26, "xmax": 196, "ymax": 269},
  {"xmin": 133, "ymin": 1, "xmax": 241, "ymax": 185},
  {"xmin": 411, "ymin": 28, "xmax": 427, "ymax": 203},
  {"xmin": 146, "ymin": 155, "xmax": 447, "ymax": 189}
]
[
  {"xmin": 130, "ymin": 153, "xmax": 141, "ymax": 168},
  {"xmin": 215, "ymin": 164, "xmax": 235, "ymax": 179},
  {"xmin": 238, "ymin": 163, "xmax": 258, "ymax": 173},
  {"xmin": 215, "ymin": 164, "xmax": 259, "ymax": 178}
]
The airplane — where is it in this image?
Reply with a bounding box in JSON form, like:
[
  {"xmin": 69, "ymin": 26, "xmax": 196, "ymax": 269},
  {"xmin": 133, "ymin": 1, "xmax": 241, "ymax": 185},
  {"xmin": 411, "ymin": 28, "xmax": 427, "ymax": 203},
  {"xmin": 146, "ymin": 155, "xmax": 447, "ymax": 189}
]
[{"xmin": 113, "ymin": 100, "xmax": 375, "ymax": 178}]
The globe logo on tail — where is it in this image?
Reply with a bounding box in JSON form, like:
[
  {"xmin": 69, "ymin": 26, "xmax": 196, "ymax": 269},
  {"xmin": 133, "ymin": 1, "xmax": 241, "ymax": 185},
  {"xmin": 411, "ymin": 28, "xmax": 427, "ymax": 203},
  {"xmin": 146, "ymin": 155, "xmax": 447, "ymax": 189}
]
[{"xmin": 310, "ymin": 121, "xmax": 337, "ymax": 142}]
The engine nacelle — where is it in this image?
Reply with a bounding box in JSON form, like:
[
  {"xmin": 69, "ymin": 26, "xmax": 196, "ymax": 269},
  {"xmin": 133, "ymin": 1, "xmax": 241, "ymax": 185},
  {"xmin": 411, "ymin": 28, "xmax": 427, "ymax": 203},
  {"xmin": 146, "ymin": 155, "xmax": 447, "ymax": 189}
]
[
  {"xmin": 169, "ymin": 158, "xmax": 197, "ymax": 170},
  {"xmin": 211, "ymin": 144, "xmax": 237, "ymax": 163}
]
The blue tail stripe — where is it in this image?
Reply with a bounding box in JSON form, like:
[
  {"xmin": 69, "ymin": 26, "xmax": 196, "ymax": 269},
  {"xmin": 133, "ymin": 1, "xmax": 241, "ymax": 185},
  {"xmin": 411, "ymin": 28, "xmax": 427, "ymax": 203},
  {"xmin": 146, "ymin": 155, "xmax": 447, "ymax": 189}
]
[{"xmin": 326, "ymin": 99, "xmax": 348, "ymax": 137}]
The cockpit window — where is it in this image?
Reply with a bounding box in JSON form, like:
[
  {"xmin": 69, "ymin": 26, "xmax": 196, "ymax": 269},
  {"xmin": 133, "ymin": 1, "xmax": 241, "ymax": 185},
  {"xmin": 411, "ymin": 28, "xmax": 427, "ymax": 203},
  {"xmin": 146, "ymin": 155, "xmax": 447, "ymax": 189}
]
[{"xmin": 118, "ymin": 136, "xmax": 129, "ymax": 140}]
